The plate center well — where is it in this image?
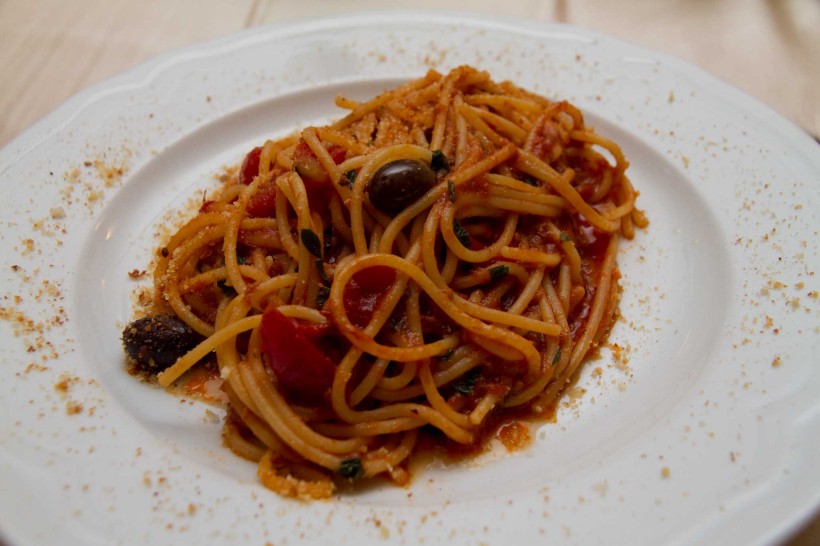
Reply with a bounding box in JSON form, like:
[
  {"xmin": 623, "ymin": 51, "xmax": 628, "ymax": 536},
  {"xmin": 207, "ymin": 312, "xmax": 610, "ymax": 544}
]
[{"xmin": 74, "ymin": 81, "xmax": 732, "ymax": 506}]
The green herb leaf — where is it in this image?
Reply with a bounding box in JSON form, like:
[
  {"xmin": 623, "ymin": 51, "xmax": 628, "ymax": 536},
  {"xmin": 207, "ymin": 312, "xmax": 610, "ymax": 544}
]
[
  {"xmin": 316, "ymin": 286, "xmax": 330, "ymax": 309},
  {"xmin": 559, "ymin": 233, "xmax": 572, "ymax": 242},
  {"xmin": 439, "ymin": 348, "xmax": 454, "ymax": 361},
  {"xmin": 488, "ymin": 264, "xmax": 509, "ymax": 281},
  {"xmin": 338, "ymin": 457, "xmax": 364, "ymax": 480},
  {"xmin": 315, "ymin": 259, "xmax": 330, "ymax": 285},
  {"xmin": 343, "ymin": 170, "xmax": 357, "ymax": 186},
  {"xmin": 552, "ymin": 347, "xmax": 562, "ymax": 366},
  {"xmin": 452, "ymin": 219, "xmax": 472, "ymax": 249},
  {"xmin": 452, "ymin": 367, "xmax": 481, "ymax": 395},
  {"xmin": 236, "ymin": 253, "xmax": 247, "ymax": 265},
  {"xmin": 431, "ymin": 150, "xmax": 450, "ymax": 174},
  {"xmin": 300, "ymin": 228, "xmax": 323, "ymax": 258},
  {"xmin": 447, "ymin": 180, "xmax": 457, "ymax": 203}
]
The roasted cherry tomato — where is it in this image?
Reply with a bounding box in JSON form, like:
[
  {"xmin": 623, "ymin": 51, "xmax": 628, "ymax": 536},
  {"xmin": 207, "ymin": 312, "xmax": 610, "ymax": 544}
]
[
  {"xmin": 239, "ymin": 146, "xmax": 263, "ymax": 185},
  {"xmin": 343, "ymin": 266, "xmax": 397, "ymax": 328},
  {"xmin": 259, "ymin": 306, "xmax": 337, "ymax": 404},
  {"xmin": 245, "ymin": 180, "xmax": 277, "ymax": 217}
]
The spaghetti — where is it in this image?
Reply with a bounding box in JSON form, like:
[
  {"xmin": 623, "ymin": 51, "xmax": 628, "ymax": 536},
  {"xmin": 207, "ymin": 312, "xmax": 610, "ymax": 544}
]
[{"xmin": 123, "ymin": 66, "xmax": 647, "ymax": 499}]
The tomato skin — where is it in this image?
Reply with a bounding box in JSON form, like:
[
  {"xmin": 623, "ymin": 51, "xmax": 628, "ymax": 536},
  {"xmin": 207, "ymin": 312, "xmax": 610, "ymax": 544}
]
[
  {"xmin": 343, "ymin": 266, "xmax": 396, "ymax": 328},
  {"xmin": 327, "ymin": 145, "xmax": 347, "ymax": 164},
  {"xmin": 240, "ymin": 142, "xmax": 347, "ymax": 216},
  {"xmin": 245, "ymin": 180, "xmax": 277, "ymax": 217},
  {"xmin": 259, "ymin": 306, "xmax": 336, "ymax": 404},
  {"xmin": 239, "ymin": 146, "xmax": 263, "ymax": 185},
  {"xmin": 233, "ymin": 146, "xmax": 278, "ymax": 217}
]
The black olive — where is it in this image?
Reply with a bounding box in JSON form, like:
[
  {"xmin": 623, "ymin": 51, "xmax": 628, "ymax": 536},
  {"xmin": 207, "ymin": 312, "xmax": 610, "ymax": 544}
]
[
  {"xmin": 367, "ymin": 159, "xmax": 437, "ymax": 215},
  {"xmin": 122, "ymin": 315, "xmax": 203, "ymax": 374}
]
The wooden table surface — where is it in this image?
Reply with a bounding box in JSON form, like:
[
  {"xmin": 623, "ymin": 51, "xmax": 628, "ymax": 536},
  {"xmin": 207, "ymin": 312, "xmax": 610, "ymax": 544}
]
[
  {"xmin": 1, "ymin": 0, "xmax": 817, "ymax": 147},
  {"xmin": 0, "ymin": 0, "xmax": 817, "ymax": 544}
]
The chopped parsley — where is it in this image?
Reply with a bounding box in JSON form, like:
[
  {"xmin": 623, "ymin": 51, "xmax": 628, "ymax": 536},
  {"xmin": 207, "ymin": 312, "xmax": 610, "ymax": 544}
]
[
  {"xmin": 300, "ymin": 228, "xmax": 323, "ymax": 258},
  {"xmin": 488, "ymin": 264, "xmax": 509, "ymax": 281},
  {"xmin": 559, "ymin": 232, "xmax": 572, "ymax": 242},
  {"xmin": 552, "ymin": 347, "xmax": 562, "ymax": 365},
  {"xmin": 431, "ymin": 150, "xmax": 450, "ymax": 174},
  {"xmin": 343, "ymin": 169, "xmax": 357, "ymax": 186},
  {"xmin": 452, "ymin": 219, "xmax": 472, "ymax": 249},
  {"xmin": 452, "ymin": 367, "xmax": 481, "ymax": 395},
  {"xmin": 338, "ymin": 457, "xmax": 364, "ymax": 480}
]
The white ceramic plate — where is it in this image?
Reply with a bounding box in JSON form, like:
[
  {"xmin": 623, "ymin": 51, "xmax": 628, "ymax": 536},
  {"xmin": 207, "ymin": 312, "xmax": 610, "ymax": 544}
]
[{"xmin": 0, "ymin": 11, "xmax": 817, "ymax": 546}]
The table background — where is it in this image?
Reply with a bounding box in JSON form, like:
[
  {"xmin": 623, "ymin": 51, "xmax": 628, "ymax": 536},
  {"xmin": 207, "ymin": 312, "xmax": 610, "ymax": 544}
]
[
  {"xmin": 0, "ymin": 0, "xmax": 817, "ymax": 544},
  {"xmin": 1, "ymin": 0, "xmax": 817, "ymax": 147}
]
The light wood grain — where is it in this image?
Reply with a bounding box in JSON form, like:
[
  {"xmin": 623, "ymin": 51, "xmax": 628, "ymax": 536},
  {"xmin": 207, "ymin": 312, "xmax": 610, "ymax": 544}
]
[
  {"xmin": 0, "ymin": 0, "xmax": 254, "ymax": 146},
  {"xmin": 0, "ymin": 0, "xmax": 817, "ymax": 146}
]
